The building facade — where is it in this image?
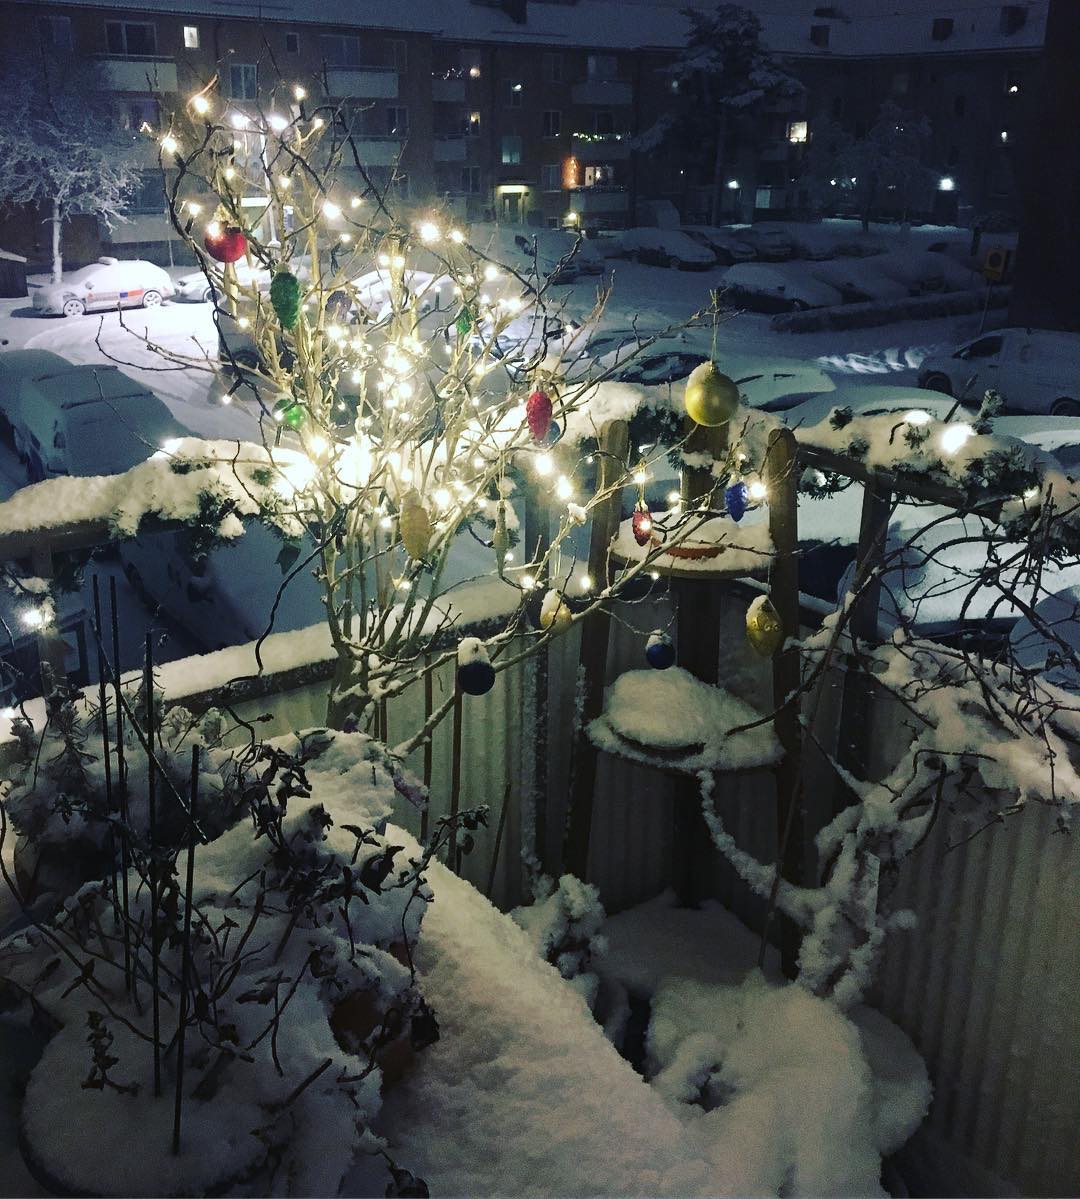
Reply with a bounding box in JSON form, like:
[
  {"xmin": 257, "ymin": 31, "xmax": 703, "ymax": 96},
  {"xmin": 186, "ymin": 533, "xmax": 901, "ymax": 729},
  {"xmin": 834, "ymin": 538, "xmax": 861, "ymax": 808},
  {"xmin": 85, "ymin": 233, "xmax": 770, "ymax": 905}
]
[{"xmin": 0, "ymin": 0, "xmax": 1048, "ymax": 267}]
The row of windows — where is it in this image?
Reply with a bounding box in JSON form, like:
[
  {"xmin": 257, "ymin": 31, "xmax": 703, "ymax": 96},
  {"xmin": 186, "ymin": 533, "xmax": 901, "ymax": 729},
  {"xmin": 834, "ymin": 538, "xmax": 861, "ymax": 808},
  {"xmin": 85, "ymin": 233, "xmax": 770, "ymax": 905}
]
[
  {"xmin": 811, "ymin": 5, "xmax": 1026, "ymax": 48},
  {"xmin": 441, "ymin": 164, "xmax": 581, "ymax": 195}
]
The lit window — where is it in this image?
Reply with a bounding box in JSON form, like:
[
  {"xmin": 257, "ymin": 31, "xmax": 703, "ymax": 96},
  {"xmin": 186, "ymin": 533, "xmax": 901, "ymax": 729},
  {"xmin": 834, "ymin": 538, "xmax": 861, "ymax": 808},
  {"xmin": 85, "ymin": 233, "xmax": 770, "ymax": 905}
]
[
  {"xmin": 183, "ymin": 25, "xmax": 199, "ymax": 49},
  {"xmin": 787, "ymin": 120, "xmax": 808, "ymax": 144},
  {"xmin": 1000, "ymin": 129, "xmax": 1009, "ymax": 143},
  {"xmin": 501, "ymin": 135, "xmax": 522, "ymax": 165}
]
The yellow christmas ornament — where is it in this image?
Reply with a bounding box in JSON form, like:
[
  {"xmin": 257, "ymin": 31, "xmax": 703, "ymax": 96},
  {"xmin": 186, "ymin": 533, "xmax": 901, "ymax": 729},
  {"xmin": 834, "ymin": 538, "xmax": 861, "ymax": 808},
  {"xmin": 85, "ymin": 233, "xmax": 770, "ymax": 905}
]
[
  {"xmin": 539, "ymin": 588, "xmax": 573, "ymax": 635},
  {"xmin": 745, "ymin": 595, "xmax": 785, "ymax": 657},
  {"xmin": 399, "ymin": 491, "xmax": 432, "ymax": 560},
  {"xmin": 684, "ymin": 361, "xmax": 740, "ymax": 427}
]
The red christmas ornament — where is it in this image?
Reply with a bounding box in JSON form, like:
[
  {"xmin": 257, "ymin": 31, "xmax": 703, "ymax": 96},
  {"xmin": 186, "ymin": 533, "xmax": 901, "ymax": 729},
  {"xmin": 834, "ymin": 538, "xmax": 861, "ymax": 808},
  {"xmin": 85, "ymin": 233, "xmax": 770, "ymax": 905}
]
[
  {"xmin": 632, "ymin": 503, "xmax": 653, "ymax": 547},
  {"xmin": 526, "ymin": 389, "xmax": 553, "ymax": 442},
  {"xmin": 204, "ymin": 225, "xmax": 247, "ymax": 263}
]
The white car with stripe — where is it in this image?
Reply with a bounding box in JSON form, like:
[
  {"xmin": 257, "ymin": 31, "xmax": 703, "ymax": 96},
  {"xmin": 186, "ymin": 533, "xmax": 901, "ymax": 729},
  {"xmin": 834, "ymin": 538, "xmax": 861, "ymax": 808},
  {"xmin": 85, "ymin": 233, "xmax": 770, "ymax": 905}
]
[{"xmin": 31, "ymin": 256, "xmax": 174, "ymax": 317}]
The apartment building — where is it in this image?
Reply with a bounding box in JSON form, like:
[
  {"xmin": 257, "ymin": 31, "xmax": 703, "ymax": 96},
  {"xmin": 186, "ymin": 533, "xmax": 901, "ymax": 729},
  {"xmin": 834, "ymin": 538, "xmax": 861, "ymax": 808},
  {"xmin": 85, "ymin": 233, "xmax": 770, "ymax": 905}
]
[{"xmin": 0, "ymin": 0, "xmax": 1048, "ymax": 267}]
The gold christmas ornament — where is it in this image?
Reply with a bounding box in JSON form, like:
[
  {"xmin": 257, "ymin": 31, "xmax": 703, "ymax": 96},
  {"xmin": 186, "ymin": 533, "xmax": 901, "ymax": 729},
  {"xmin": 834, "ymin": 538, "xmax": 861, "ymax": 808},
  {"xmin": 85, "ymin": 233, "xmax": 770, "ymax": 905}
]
[
  {"xmin": 539, "ymin": 588, "xmax": 573, "ymax": 635},
  {"xmin": 684, "ymin": 361, "xmax": 740, "ymax": 427},
  {"xmin": 399, "ymin": 491, "xmax": 432, "ymax": 560},
  {"xmin": 745, "ymin": 595, "xmax": 785, "ymax": 657}
]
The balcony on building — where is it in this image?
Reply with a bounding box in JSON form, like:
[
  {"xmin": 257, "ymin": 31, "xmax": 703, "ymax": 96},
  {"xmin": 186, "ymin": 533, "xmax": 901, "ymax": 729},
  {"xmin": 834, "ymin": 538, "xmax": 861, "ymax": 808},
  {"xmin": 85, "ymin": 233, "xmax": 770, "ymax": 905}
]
[
  {"xmin": 570, "ymin": 134, "xmax": 630, "ymax": 164},
  {"xmin": 571, "ymin": 79, "xmax": 632, "ymax": 106},
  {"xmin": 98, "ymin": 56, "xmax": 178, "ymax": 93},
  {"xmin": 325, "ymin": 67, "xmax": 398, "ymax": 100},
  {"xmin": 434, "ymin": 136, "xmax": 467, "ymax": 162},
  {"xmin": 351, "ymin": 137, "xmax": 405, "ymax": 166},
  {"xmin": 432, "ymin": 75, "xmax": 466, "ymax": 103},
  {"xmin": 568, "ymin": 185, "xmax": 629, "ymax": 215}
]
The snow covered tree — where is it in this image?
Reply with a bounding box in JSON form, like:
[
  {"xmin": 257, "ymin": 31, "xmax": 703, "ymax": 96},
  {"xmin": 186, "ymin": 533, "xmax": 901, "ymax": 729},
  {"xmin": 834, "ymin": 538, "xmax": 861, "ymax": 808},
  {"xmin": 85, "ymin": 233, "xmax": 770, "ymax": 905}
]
[
  {"xmin": 801, "ymin": 100, "xmax": 936, "ymax": 230},
  {"xmin": 637, "ymin": 3, "xmax": 802, "ymax": 224},
  {"xmin": 0, "ymin": 52, "xmax": 143, "ymax": 281}
]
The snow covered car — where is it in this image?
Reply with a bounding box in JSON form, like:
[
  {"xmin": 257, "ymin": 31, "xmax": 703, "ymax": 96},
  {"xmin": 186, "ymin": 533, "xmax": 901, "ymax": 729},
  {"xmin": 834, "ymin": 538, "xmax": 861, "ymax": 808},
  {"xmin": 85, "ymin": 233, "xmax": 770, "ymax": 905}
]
[
  {"xmin": 0, "ymin": 349, "xmax": 183, "ymax": 480},
  {"xmin": 174, "ymin": 261, "xmax": 271, "ymax": 303},
  {"xmin": 680, "ymin": 226, "xmax": 757, "ymax": 265},
  {"xmin": 723, "ymin": 263, "xmax": 843, "ymax": 312},
  {"xmin": 731, "ymin": 226, "xmax": 795, "ymax": 261},
  {"xmin": 917, "ymin": 328, "xmax": 1080, "ymax": 415},
  {"xmin": 31, "ymin": 257, "xmax": 174, "ymax": 317},
  {"xmin": 619, "ymin": 229, "xmax": 716, "ymax": 270}
]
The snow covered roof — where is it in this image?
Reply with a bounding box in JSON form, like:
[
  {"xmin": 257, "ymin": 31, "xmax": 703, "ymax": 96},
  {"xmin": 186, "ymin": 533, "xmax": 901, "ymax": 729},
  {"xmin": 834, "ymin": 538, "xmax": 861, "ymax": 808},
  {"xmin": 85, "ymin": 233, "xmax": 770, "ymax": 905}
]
[{"xmin": 10, "ymin": 0, "xmax": 1048, "ymax": 56}]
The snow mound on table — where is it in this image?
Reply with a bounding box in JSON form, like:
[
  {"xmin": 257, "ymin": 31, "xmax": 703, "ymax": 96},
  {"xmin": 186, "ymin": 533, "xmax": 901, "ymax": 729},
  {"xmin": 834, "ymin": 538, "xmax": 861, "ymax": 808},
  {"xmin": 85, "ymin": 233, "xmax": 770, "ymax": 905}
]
[
  {"xmin": 612, "ymin": 509, "xmax": 774, "ymax": 576},
  {"xmin": 590, "ymin": 667, "xmax": 782, "ymax": 772}
]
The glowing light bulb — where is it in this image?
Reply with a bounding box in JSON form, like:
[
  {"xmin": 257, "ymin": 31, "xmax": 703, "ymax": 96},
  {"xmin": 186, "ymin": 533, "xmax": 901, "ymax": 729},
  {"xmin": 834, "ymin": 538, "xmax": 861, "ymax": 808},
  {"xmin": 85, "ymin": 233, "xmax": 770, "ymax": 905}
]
[
  {"xmin": 903, "ymin": 409, "xmax": 932, "ymax": 426},
  {"xmin": 939, "ymin": 423, "xmax": 974, "ymax": 455},
  {"xmin": 556, "ymin": 475, "xmax": 572, "ymax": 500},
  {"xmin": 322, "ymin": 199, "xmax": 342, "ymax": 219},
  {"xmin": 378, "ymin": 253, "xmax": 391, "ymax": 267},
  {"xmin": 308, "ymin": 434, "xmax": 328, "ymax": 456},
  {"xmin": 230, "ymin": 112, "xmax": 250, "ymax": 130},
  {"xmin": 191, "ymin": 94, "xmax": 211, "ymax": 115},
  {"xmin": 224, "ymin": 167, "xmax": 236, "ymax": 181},
  {"xmin": 237, "ymin": 316, "xmax": 250, "ymax": 330},
  {"xmin": 293, "ymin": 84, "xmax": 307, "ymax": 100},
  {"xmin": 748, "ymin": 480, "xmax": 767, "ymax": 500},
  {"xmin": 419, "ymin": 221, "xmax": 440, "ymax": 242},
  {"xmin": 433, "ymin": 487, "xmax": 451, "ymax": 508},
  {"xmin": 268, "ymin": 113, "xmax": 288, "ymax": 132},
  {"xmin": 1023, "ymin": 486, "xmax": 1040, "ymax": 500},
  {"xmin": 521, "ymin": 573, "xmax": 536, "ymax": 591},
  {"xmin": 483, "ymin": 264, "xmax": 499, "ymax": 281},
  {"xmin": 667, "ymin": 490, "xmax": 681, "ymax": 506},
  {"xmin": 220, "ymin": 393, "xmax": 232, "ymax": 406},
  {"xmin": 534, "ymin": 453, "xmax": 553, "ymax": 476},
  {"xmin": 633, "ymin": 466, "xmax": 648, "ymax": 485},
  {"xmin": 160, "ymin": 134, "xmax": 179, "ymax": 154},
  {"xmin": 339, "ymin": 232, "xmax": 352, "ymax": 243},
  {"xmin": 312, "ymin": 117, "xmax": 324, "ymax": 130},
  {"xmin": 278, "ymin": 175, "xmax": 292, "ymax": 189},
  {"xmin": 400, "ymin": 466, "xmax": 413, "ymax": 483},
  {"xmin": 579, "ymin": 574, "xmax": 593, "ymax": 592},
  {"xmin": 449, "ymin": 229, "xmax": 464, "ymax": 244},
  {"xmin": 391, "ymin": 254, "xmax": 406, "ymax": 269},
  {"xmin": 350, "ymin": 195, "xmax": 362, "ymax": 208},
  {"xmin": 186, "ymin": 201, "xmax": 202, "ymax": 216}
]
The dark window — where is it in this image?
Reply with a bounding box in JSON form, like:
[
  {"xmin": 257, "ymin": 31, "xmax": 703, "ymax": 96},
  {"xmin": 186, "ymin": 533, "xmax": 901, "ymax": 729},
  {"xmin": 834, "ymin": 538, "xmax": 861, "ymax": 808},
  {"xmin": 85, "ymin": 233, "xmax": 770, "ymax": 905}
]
[
  {"xmin": 507, "ymin": 80, "xmax": 523, "ymax": 107},
  {"xmin": 461, "ymin": 165, "xmax": 482, "ymax": 194},
  {"xmin": 1000, "ymin": 5, "xmax": 1027, "ymax": 35},
  {"xmin": 810, "ymin": 24, "xmax": 830, "ymax": 47},
  {"xmin": 954, "ymin": 94, "xmax": 966, "ymax": 118},
  {"xmin": 587, "ymin": 54, "xmax": 617, "ymax": 80},
  {"xmin": 1005, "ymin": 68, "xmax": 1022, "ymax": 94},
  {"xmin": 229, "ymin": 63, "xmax": 257, "ymax": 100},
  {"xmin": 122, "ymin": 96, "xmax": 160, "ymax": 131},
  {"xmin": 285, "ymin": 31, "xmax": 300, "ymax": 53},
  {"xmin": 831, "ymin": 95, "xmax": 844, "ymax": 118},
  {"xmin": 931, "ymin": 17, "xmax": 954, "ymax": 40},
  {"xmin": 320, "ymin": 33, "xmax": 362, "ymax": 67},
  {"xmin": 594, "ymin": 110, "xmax": 615, "ymax": 136},
  {"xmin": 387, "ymin": 39, "xmax": 407, "ymax": 72},
  {"xmin": 130, "ymin": 170, "xmax": 165, "ymax": 213},
  {"xmin": 105, "ymin": 20, "xmax": 157, "ymax": 56},
  {"xmin": 387, "ymin": 106, "xmax": 408, "ymax": 136},
  {"xmin": 542, "ymin": 110, "xmax": 561, "ymax": 138},
  {"xmin": 947, "ymin": 145, "xmax": 960, "ymax": 165},
  {"xmin": 38, "ymin": 15, "xmax": 73, "ymax": 51},
  {"xmin": 543, "ymin": 53, "xmax": 563, "ymax": 83},
  {"xmin": 961, "ymin": 335, "xmax": 1003, "ymax": 359}
]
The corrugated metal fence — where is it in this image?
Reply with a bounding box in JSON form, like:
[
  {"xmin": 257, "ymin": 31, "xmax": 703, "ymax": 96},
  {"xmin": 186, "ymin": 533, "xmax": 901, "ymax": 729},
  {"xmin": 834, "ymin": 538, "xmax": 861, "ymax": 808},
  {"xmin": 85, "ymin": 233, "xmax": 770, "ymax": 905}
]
[{"xmin": 230, "ymin": 591, "xmax": 1079, "ymax": 1197}]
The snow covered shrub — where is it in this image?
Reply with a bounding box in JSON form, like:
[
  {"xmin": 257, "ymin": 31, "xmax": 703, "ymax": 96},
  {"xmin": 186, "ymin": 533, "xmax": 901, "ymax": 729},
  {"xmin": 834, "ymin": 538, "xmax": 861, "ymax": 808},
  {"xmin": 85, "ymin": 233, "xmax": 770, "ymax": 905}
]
[
  {"xmin": 0, "ymin": 721, "xmax": 478, "ymax": 1197},
  {"xmin": 511, "ymin": 873, "xmax": 607, "ymax": 1008}
]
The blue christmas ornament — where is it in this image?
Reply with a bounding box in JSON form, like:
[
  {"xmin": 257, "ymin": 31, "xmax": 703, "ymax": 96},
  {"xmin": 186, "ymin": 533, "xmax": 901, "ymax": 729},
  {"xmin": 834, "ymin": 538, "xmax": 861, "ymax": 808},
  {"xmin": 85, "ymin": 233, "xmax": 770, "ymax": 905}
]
[
  {"xmin": 725, "ymin": 481, "xmax": 749, "ymax": 522},
  {"xmin": 457, "ymin": 636, "xmax": 496, "ymax": 695},
  {"xmin": 645, "ymin": 630, "xmax": 676, "ymax": 670},
  {"xmin": 458, "ymin": 660, "xmax": 495, "ymax": 695}
]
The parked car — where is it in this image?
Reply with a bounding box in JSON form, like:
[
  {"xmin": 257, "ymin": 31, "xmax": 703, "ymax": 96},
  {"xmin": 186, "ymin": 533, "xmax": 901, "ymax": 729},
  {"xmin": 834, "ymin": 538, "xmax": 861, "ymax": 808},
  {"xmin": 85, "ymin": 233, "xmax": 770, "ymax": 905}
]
[
  {"xmin": 732, "ymin": 225, "xmax": 795, "ymax": 261},
  {"xmin": 723, "ymin": 263, "xmax": 844, "ymax": 312},
  {"xmin": 681, "ymin": 226, "xmax": 757, "ymax": 265},
  {"xmin": 175, "ymin": 261, "xmax": 271, "ymax": 303},
  {"xmin": 619, "ymin": 229, "xmax": 716, "ymax": 270},
  {"xmin": 31, "ymin": 257, "xmax": 174, "ymax": 318},
  {"xmin": 0, "ymin": 350, "xmax": 184, "ymax": 480},
  {"xmin": 917, "ymin": 328, "xmax": 1080, "ymax": 415}
]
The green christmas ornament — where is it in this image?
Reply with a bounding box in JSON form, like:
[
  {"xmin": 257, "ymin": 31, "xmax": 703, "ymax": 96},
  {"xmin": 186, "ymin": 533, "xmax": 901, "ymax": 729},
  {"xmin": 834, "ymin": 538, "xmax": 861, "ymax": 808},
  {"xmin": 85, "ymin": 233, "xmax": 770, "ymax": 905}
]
[
  {"xmin": 456, "ymin": 305, "xmax": 475, "ymax": 337},
  {"xmin": 274, "ymin": 396, "xmax": 306, "ymax": 429},
  {"xmin": 270, "ymin": 270, "xmax": 301, "ymax": 329}
]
